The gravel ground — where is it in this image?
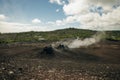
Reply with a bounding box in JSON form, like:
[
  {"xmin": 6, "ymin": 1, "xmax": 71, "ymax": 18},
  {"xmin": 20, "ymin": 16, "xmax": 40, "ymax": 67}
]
[
  {"xmin": 0, "ymin": 59, "xmax": 120, "ymax": 80},
  {"xmin": 0, "ymin": 41, "xmax": 120, "ymax": 80}
]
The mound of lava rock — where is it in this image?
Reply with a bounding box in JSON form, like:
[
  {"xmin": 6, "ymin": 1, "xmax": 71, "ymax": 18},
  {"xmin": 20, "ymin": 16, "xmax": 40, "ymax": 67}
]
[
  {"xmin": 56, "ymin": 44, "xmax": 68, "ymax": 50},
  {"xmin": 38, "ymin": 45, "xmax": 55, "ymax": 58}
]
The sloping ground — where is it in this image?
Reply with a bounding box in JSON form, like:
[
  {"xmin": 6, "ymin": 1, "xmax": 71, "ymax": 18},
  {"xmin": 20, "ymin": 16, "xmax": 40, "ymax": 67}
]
[
  {"xmin": 0, "ymin": 40, "xmax": 120, "ymax": 80},
  {"xmin": 1, "ymin": 28, "xmax": 120, "ymax": 43}
]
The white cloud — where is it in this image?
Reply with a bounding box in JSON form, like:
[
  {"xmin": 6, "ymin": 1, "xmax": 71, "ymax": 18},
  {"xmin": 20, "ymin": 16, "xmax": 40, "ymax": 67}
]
[
  {"xmin": 56, "ymin": 9, "xmax": 60, "ymax": 12},
  {"xmin": 87, "ymin": 0, "xmax": 119, "ymax": 7},
  {"xmin": 74, "ymin": 7, "xmax": 120, "ymax": 30},
  {"xmin": 0, "ymin": 21, "xmax": 30, "ymax": 33},
  {"xmin": 63, "ymin": 0, "xmax": 89, "ymax": 15},
  {"xmin": 49, "ymin": 0, "xmax": 120, "ymax": 30},
  {"xmin": 0, "ymin": 21, "xmax": 29, "ymax": 27},
  {"xmin": 0, "ymin": 20, "xmax": 52, "ymax": 33},
  {"xmin": 0, "ymin": 15, "xmax": 50, "ymax": 33},
  {"xmin": 49, "ymin": 0, "xmax": 67, "ymax": 5},
  {"xmin": 63, "ymin": 0, "xmax": 120, "ymax": 15},
  {"xmin": 32, "ymin": 18, "xmax": 41, "ymax": 24},
  {"xmin": 47, "ymin": 21, "xmax": 54, "ymax": 24},
  {"xmin": 1, "ymin": 0, "xmax": 120, "ymax": 33},
  {"xmin": 65, "ymin": 16, "xmax": 77, "ymax": 23},
  {"xmin": 56, "ymin": 20, "xmax": 63, "ymax": 26},
  {"xmin": 0, "ymin": 14, "xmax": 7, "ymax": 20},
  {"xmin": 49, "ymin": 0, "xmax": 62, "ymax": 5}
]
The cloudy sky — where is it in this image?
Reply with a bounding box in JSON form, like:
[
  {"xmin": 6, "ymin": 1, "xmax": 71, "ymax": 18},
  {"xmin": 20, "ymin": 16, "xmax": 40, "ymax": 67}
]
[{"xmin": 0, "ymin": 0, "xmax": 120, "ymax": 33}]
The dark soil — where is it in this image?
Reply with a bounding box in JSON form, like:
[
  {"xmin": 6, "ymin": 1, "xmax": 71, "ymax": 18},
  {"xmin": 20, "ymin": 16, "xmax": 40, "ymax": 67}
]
[{"xmin": 0, "ymin": 40, "xmax": 120, "ymax": 80}]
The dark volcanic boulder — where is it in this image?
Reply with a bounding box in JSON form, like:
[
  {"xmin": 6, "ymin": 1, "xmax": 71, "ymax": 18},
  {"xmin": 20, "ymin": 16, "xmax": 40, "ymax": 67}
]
[
  {"xmin": 57, "ymin": 44, "xmax": 68, "ymax": 50},
  {"xmin": 39, "ymin": 45, "xmax": 55, "ymax": 58}
]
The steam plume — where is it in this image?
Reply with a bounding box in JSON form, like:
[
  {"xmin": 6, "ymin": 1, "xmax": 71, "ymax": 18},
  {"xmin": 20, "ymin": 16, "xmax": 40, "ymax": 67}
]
[
  {"xmin": 52, "ymin": 31, "xmax": 106, "ymax": 49},
  {"xmin": 68, "ymin": 32, "xmax": 106, "ymax": 48}
]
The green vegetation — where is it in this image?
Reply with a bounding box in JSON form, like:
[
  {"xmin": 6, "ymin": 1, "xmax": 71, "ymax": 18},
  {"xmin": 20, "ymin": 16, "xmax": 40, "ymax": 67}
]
[
  {"xmin": 0, "ymin": 28, "xmax": 120, "ymax": 44},
  {"xmin": 106, "ymin": 31, "xmax": 120, "ymax": 41}
]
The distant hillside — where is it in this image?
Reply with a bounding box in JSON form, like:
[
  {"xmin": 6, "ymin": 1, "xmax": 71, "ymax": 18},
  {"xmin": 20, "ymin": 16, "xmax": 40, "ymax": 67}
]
[{"xmin": 0, "ymin": 28, "xmax": 120, "ymax": 44}]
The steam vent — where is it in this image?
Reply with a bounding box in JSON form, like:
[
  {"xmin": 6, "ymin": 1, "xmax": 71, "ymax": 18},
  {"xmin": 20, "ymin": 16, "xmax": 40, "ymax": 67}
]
[
  {"xmin": 57, "ymin": 44, "xmax": 68, "ymax": 50},
  {"xmin": 0, "ymin": 0, "xmax": 120, "ymax": 79},
  {"xmin": 39, "ymin": 45, "xmax": 55, "ymax": 58}
]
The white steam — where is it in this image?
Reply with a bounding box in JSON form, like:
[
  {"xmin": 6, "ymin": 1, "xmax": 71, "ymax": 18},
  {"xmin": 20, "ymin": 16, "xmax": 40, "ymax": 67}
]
[
  {"xmin": 68, "ymin": 32, "xmax": 105, "ymax": 48},
  {"xmin": 52, "ymin": 32, "xmax": 106, "ymax": 49}
]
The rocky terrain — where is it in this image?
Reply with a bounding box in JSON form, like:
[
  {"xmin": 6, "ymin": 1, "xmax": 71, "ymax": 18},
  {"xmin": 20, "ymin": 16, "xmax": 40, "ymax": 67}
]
[{"xmin": 0, "ymin": 40, "xmax": 120, "ymax": 80}]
